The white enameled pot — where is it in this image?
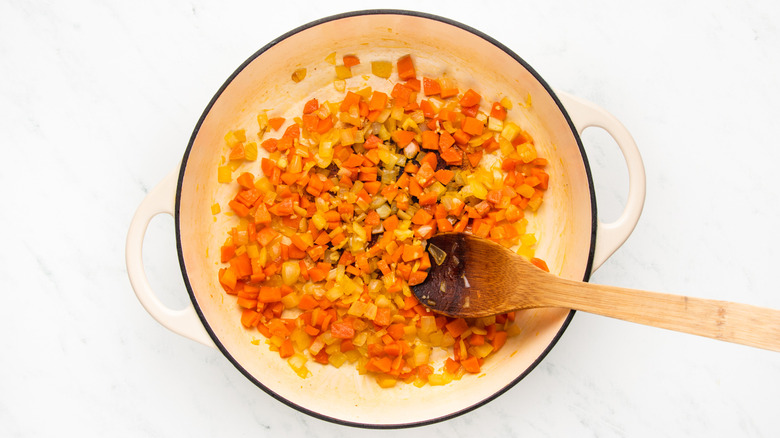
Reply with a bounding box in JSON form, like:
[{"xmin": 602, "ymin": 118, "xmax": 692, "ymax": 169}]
[{"xmin": 126, "ymin": 10, "xmax": 645, "ymax": 428}]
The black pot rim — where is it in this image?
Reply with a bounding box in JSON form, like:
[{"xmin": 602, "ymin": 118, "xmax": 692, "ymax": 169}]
[{"xmin": 174, "ymin": 8, "xmax": 597, "ymax": 430}]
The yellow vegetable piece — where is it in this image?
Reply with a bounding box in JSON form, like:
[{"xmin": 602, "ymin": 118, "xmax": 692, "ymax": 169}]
[
  {"xmin": 324, "ymin": 51, "xmax": 337, "ymax": 65},
  {"xmin": 217, "ymin": 165, "xmax": 232, "ymax": 183},
  {"xmin": 500, "ymin": 96, "xmax": 513, "ymax": 110},
  {"xmin": 516, "ymin": 246, "xmax": 535, "ymax": 260},
  {"xmin": 287, "ymin": 354, "xmax": 311, "ymax": 379},
  {"xmin": 244, "ymin": 141, "xmax": 258, "ymax": 161},
  {"xmin": 376, "ymin": 375, "xmax": 398, "ymax": 388},
  {"xmin": 517, "ymin": 143, "xmax": 537, "ymax": 163},
  {"xmin": 371, "ymin": 60, "xmax": 393, "ymax": 78},
  {"xmin": 335, "ymin": 65, "xmax": 352, "ymax": 80},
  {"xmin": 501, "ymin": 122, "xmax": 521, "ymax": 143},
  {"xmin": 257, "ymin": 112, "xmax": 269, "ymax": 132},
  {"xmin": 520, "ymin": 233, "xmax": 537, "ymax": 247},
  {"xmin": 291, "ymin": 68, "xmax": 307, "ymax": 83},
  {"xmin": 517, "ymin": 184, "xmax": 535, "ymax": 198}
]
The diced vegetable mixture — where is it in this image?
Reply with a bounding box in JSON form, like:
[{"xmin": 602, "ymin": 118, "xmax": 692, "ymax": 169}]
[{"xmin": 215, "ymin": 53, "xmax": 550, "ymax": 387}]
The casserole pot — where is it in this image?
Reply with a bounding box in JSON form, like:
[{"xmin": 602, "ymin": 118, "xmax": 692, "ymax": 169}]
[{"xmin": 126, "ymin": 10, "xmax": 645, "ymax": 428}]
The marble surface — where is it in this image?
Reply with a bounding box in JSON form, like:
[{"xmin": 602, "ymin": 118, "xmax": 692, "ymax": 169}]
[{"xmin": 2, "ymin": 0, "xmax": 779, "ymax": 436}]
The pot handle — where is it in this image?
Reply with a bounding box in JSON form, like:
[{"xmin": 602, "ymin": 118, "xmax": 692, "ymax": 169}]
[
  {"xmin": 555, "ymin": 90, "xmax": 646, "ymax": 271},
  {"xmin": 126, "ymin": 168, "xmax": 216, "ymax": 349}
]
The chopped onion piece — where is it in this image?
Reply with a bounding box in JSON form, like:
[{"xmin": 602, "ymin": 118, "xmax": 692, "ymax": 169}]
[{"xmin": 427, "ymin": 243, "xmax": 447, "ymax": 266}]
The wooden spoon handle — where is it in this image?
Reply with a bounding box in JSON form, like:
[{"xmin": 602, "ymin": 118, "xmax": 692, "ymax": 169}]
[{"xmin": 546, "ymin": 279, "xmax": 780, "ymax": 352}]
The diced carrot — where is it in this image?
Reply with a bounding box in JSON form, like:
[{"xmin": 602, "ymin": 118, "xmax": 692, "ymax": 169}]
[
  {"xmin": 343, "ymin": 54, "xmax": 360, "ymax": 68},
  {"xmin": 397, "ymin": 54, "xmax": 416, "ymax": 80},
  {"xmin": 254, "ymin": 203, "xmax": 271, "ymax": 224},
  {"xmin": 490, "ymin": 102, "xmax": 507, "ymax": 120},
  {"xmin": 420, "ymin": 152, "xmax": 438, "ymax": 170},
  {"xmin": 256, "ymin": 227, "xmax": 278, "ymax": 246},
  {"xmin": 420, "ymin": 99, "xmax": 437, "ymax": 119},
  {"xmin": 462, "ymin": 116, "xmax": 484, "ymax": 136},
  {"xmin": 402, "ymin": 244, "xmax": 424, "ymax": 262},
  {"xmin": 368, "ymin": 91, "xmax": 388, "ymax": 111},
  {"xmin": 440, "ymin": 83, "xmax": 459, "ymax": 99},
  {"xmin": 453, "ymin": 215, "xmax": 469, "ymax": 232},
  {"xmin": 323, "ymin": 210, "xmax": 341, "ymax": 222},
  {"xmin": 384, "ymin": 342, "xmax": 403, "ymax": 357},
  {"xmin": 269, "ymin": 197, "xmax": 294, "ymax": 216},
  {"xmin": 231, "ymin": 253, "xmax": 252, "ymax": 278},
  {"xmin": 220, "ymin": 244, "xmax": 235, "ymax": 263},
  {"xmin": 468, "ymin": 333, "xmax": 486, "ymax": 346},
  {"xmin": 531, "ymin": 258, "xmax": 550, "ymax": 272},
  {"xmin": 303, "ymin": 98, "xmax": 319, "ymax": 114},
  {"xmin": 452, "ymin": 129, "xmax": 471, "ymax": 145},
  {"xmin": 532, "ymin": 169, "xmax": 549, "ymax": 190},
  {"xmin": 279, "ymin": 339, "xmax": 294, "ymax": 358},
  {"xmin": 316, "ymin": 116, "xmax": 333, "ymax": 134},
  {"xmin": 410, "ymin": 208, "xmax": 433, "ymax": 225},
  {"xmin": 289, "ymin": 234, "xmax": 310, "ymax": 251},
  {"xmin": 365, "ymin": 210, "xmax": 380, "ymax": 226},
  {"xmin": 260, "ymin": 157, "xmax": 276, "ymax": 176},
  {"xmin": 368, "ymin": 356, "xmax": 393, "ymax": 373},
  {"xmin": 386, "ymin": 323, "xmax": 406, "ymax": 340},
  {"xmin": 331, "ymin": 321, "xmax": 355, "ymax": 339},
  {"xmin": 440, "ymin": 146, "xmax": 463, "ymax": 165},
  {"xmin": 383, "ymin": 214, "xmax": 399, "ymax": 232},
  {"xmin": 340, "ymin": 91, "xmax": 361, "ymax": 112},
  {"xmin": 268, "ymin": 117, "xmax": 285, "ymax": 131},
  {"xmin": 240, "ymin": 309, "xmax": 260, "ymax": 328},
  {"xmin": 433, "ymin": 169, "xmax": 454, "ymax": 185},
  {"xmin": 492, "ymin": 330, "xmax": 508, "ymax": 352},
  {"xmin": 461, "ymin": 355, "xmax": 481, "ymax": 373},
  {"xmin": 363, "ymin": 180, "xmax": 381, "ymax": 195},
  {"xmin": 444, "ymin": 358, "xmax": 460, "ymax": 374},
  {"xmin": 445, "ymin": 318, "xmax": 469, "ymax": 338},
  {"xmin": 467, "ymin": 150, "xmax": 483, "ymax": 168},
  {"xmin": 422, "ymin": 77, "xmax": 441, "ymax": 96},
  {"xmin": 258, "ymin": 286, "xmax": 281, "ymax": 303},
  {"xmin": 228, "ymin": 200, "xmax": 250, "ymax": 217},
  {"xmin": 261, "ymin": 138, "xmax": 278, "ymax": 153},
  {"xmin": 391, "ymin": 130, "xmax": 416, "ymax": 148},
  {"xmin": 415, "ymin": 161, "xmax": 436, "ymax": 187},
  {"xmin": 459, "ymin": 89, "xmax": 481, "ymax": 107},
  {"xmin": 436, "ymin": 218, "xmax": 453, "ymax": 232},
  {"xmin": 421, "ymin": 130, "xmax": 439, "ymax": 150},
  {"xmin": 372, "ymin": 307, "xmax": 391, "ymax": 327},
  {"xmin": 407, "ymin": 270, "xmax": 428, "ymax": 286},
  {"xmin": 342, "ymin": 153, "xmax": 365, "ymax": 168},
  {"xmin": 229, "ymin": 144, "xmax": 245, "ymax": 161},
  {"xmin": 390, "ymin": 83, "xmax": 413, "ymax": 108},
  {"xmin": 313, "ymin": 350, "xmax": 329, "ymax": 365},
  {"xmin": 364, "ymin": 134, "xmax": 382, "ymax": 150},
  {"xmin": 483, "ymin": 136, "xmax": 500, "ymax": 152},
  {"xmin": 434, "ymin": 204, "xmax": 448, "ymax": 219},
  {"xmin": 438, "ymin": 131, "xmax": 456, "ymax": 150},
  {"xmin": 236, "ymin": 172, "xmax": 255, "ymax": 189},
  {"xmin": 405, "ymin": 78, "xmax": 421, "ymax": 92},
  {"xmin": 307, "ymin": 267, "xmax": 327, "ymax": 283},
  {"xmin": 417, "ymin": 191, "xmax": 438, "ymax": 206}
]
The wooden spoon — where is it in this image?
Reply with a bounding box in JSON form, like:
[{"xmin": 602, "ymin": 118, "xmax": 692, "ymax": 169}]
[{"xmin": 411, "ymin": 232, "xmax": 780, "ymax": 352}]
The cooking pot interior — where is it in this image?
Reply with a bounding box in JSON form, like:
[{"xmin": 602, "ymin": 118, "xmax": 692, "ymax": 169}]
[{"xmin": 176, "ymin": 11, "xmax": 595, "ymax": 427}]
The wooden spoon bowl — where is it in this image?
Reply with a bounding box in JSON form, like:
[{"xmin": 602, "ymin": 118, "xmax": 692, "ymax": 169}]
[{"xmin": 412, "ymin": 233, "xmax": 780, "ymax": 352}]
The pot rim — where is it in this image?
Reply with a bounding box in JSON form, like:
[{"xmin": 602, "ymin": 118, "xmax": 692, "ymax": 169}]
[{"xmin": 174, "ymin": 9, "xmax": 597, "ymax": 429}]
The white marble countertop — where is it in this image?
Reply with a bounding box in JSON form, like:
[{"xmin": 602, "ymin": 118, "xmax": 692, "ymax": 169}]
[{"xmin": 2, "ymin": 1, "xmax": 779, "ymax": 436}]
